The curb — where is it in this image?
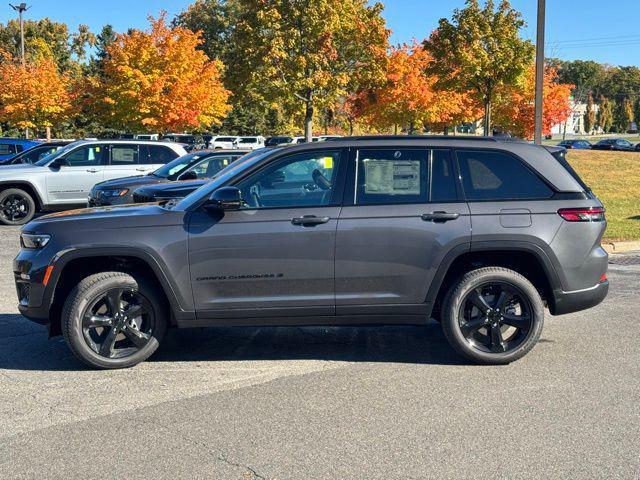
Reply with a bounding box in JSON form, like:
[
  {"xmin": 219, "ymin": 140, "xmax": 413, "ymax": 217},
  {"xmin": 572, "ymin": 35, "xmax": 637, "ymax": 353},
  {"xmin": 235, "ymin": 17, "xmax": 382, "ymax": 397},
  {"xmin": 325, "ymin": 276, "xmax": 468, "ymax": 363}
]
[{"xmin": 602, "ymin": 240, "xmax": 640, "ymax": 254}]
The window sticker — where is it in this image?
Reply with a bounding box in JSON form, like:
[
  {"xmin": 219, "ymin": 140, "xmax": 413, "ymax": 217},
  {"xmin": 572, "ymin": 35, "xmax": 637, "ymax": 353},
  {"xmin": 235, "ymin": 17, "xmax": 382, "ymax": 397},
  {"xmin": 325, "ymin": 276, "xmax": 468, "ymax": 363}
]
[
  {"xmin": 363, "ymin": 159, "xmax": 421, "ymax": 195},
  {"xmin": 323, "ymin": 157, "xmax": 333, "ymax": 169}
]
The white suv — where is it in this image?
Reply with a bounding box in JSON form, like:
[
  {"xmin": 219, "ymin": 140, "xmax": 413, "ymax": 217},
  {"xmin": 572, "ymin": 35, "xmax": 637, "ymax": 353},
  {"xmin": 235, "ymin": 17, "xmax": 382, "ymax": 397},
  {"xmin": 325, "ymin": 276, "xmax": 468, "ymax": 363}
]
[
  {"xmin": 234, "ymin": 136, "xmax": 265, "ymax": 150},
  {"xmin": 209, "ymin": 136, "xmax": 239, "ymax": 149},
  {"xmin": 0, "ymin": 139, "xmax": 186, "ymax": 225}
]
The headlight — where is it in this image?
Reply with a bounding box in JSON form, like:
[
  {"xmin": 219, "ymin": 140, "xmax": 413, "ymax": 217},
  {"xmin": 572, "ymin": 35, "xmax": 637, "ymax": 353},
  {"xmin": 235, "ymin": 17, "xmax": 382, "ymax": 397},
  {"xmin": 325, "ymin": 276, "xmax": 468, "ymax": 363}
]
[
  {"xmin": 100, "ymin": 188, "xmax": 129, "ymax": 198},
  {"xmin": 20, "ymin": 233, "xmax": 51, "ymax": 249}
]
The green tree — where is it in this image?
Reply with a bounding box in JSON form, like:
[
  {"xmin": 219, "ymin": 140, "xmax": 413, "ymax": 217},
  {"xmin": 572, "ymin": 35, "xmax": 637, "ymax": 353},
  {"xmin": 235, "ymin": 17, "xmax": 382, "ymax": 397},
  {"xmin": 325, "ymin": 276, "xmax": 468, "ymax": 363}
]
[
  {"xmin": 555, "ymin": 59, "xmax": 606, "ymax": 102},
  {"xmin": 424, "ymin": 0, "xmax": 534, "ymax": 136},
  {"xmin": 0, "ymin": 18, "xmax": 72, "ymax": 70},
  {"xmin": 584, "ymin": 94, "xmax": 595, "ymax": 135},
  {"xmin": 224, "ymin": 0, "xmax": 389, "ymax": 140},
  {"xmin": 173, "ymin": 0, "xmax": 228, "ymax": 60},
  {"xmin": 71, "ymin": 24, "xmax": 96, "ymax": 62},
  {"xmin": 614, "ymin": 97, "xmax": 634, "ymax": 133},
  {"xmin": 597, "ymin": 96, "xmax": 613, "ymax": 133}
]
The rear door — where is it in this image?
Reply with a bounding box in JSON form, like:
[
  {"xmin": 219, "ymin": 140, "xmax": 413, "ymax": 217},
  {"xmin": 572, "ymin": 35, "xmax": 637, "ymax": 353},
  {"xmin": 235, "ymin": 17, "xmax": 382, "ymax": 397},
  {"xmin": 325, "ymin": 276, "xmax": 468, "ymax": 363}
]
[
  {"xmin": 45, "ymin": 144, "xmax": 107, "ymax": 204},
  {"xmin": 104, "ymin": 144, "xmax": 144, "ymax": 181},
  {"xmin": 334, "ymin": 147, "xmax": 471, "ymax": 315}
]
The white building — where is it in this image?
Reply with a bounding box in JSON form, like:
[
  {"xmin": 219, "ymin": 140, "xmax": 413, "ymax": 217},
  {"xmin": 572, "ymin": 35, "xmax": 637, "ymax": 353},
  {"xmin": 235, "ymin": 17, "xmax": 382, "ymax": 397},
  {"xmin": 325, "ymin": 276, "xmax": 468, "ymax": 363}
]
[{"xmin": 551, "ymin": 100, "xmax": 600, "ymax": 136}]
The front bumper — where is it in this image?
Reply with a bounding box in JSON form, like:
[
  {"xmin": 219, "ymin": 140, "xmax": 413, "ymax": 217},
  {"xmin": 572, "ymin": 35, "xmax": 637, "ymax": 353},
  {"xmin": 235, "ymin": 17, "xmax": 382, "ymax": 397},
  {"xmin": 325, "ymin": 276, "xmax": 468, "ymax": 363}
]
[
  {"xmin": 14, "ymin": 255, "xmax": 51, "ymax": 324},
  {"xmin": 551, "ymin": 280, "xmax": 609, "ymax": 315}
]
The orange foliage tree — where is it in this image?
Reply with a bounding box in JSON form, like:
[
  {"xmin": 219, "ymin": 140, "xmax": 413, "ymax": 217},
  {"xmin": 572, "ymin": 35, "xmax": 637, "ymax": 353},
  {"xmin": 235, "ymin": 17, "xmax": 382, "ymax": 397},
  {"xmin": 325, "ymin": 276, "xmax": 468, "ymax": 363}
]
[
  {"xmin": 93, "ymin": 13, "xmax": 230, "ymax": 133},
  {"xmin": 0, "ymin": 53, "xmax": 74, "ymax": 136},
  {"xmin": 493, "ymin": 65, "xmax": 573, "ymax": 139},
  {"xmin": 351, "ymin": 43, "xmax": 480, "ymax": 133}
]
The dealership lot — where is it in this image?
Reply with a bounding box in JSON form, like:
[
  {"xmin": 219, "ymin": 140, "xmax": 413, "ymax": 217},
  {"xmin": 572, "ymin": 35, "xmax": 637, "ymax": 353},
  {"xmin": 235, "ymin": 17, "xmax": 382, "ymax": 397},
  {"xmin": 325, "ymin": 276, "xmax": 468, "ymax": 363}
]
[{"xmin": 0, "ymin": 226, "xmax": 638, "ymax": 479}]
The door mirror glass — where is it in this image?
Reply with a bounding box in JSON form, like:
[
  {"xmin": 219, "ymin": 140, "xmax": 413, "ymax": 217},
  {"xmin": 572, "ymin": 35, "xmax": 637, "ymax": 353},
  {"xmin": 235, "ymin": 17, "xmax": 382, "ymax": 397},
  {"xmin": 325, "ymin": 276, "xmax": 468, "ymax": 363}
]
[
  {"xmin": 205, "ymin": 186, "xmax": 242, "ymax": 210},
  {"xmin": 51, "ymin": 157, "xmax": 69, "ymax": 168}
]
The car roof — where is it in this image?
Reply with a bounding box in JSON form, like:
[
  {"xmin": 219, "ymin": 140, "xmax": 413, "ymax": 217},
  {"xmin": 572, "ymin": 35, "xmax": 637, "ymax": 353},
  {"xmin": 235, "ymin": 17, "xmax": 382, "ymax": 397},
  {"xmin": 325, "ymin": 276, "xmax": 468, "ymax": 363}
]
[
  {"xmin": 0, "ymin": 138, "xmax": 39, "ymax": 144},
  {"xmin": 71, "ymin": 139, "xmax": 183, "ymax": 146}
]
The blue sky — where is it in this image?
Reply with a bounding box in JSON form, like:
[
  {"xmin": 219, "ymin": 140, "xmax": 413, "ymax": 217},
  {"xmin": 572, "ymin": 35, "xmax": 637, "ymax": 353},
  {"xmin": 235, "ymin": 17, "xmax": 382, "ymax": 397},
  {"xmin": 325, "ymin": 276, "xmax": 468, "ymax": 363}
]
[{"xmin": 1, "ymin": 0, "xmax": 639, "ymax": 66}]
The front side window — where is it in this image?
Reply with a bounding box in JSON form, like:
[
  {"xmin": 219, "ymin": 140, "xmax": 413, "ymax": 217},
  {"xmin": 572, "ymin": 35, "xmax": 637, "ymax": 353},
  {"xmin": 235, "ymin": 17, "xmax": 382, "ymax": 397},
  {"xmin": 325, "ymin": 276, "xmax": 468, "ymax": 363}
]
[
  {"xmin": 110, "ymin": 145, "xmax": 139, "ymax": 165},
  {"xmin": 0, "ymin": 144, "xmax": 17, "ymax": 155},
  {"xmin": 147, "ymin": 145, "xmax": 178, "ymax": 164},
  {"xmin": 236, "ymin": 150, "xmax": 342, "ymax": 209},
  {"xmin": 23, "ymin": 146, "xmax": 60, "ymax": 163},
  {"xmin": 189, "ymin": 155, "xmax": 236, "ymax": 178},
  {"xmin": 64, "ymin": 145, "xmax": 107, "ymax": 167},
  {"xmin": 457, "ymin": 149, "xmax": 553, "ymax": 201}
]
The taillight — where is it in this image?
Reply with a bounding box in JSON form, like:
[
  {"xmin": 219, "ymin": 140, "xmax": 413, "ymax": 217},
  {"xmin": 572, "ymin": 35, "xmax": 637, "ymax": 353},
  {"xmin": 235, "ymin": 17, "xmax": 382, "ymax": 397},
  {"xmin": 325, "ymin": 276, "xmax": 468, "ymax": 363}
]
[{"xmin": 557, "ymin": 207, "xmax": 605, "ymax": 222}]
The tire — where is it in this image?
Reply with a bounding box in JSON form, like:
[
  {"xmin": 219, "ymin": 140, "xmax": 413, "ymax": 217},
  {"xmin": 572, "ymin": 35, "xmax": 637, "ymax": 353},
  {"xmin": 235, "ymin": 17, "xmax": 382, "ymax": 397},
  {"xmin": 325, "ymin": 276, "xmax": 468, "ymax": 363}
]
[
  {"xmin": 62, "ymin": 271, "xmax": 168, "ymax": 369},
  {"xmin": 440, "ymin": 267, "xmax": 544, "ymax": 364},
  {"xmin": 0, "ymin": 188, "xmax": 36, "ymax": 225}
]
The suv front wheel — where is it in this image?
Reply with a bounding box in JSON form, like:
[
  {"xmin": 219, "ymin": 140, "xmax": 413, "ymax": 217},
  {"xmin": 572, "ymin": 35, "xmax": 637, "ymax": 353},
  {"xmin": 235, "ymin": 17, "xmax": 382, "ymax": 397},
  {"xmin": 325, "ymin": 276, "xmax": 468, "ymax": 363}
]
[
  {"xmin": 62, "ymin": 271, "xmax": 168, "ymax": 369},
  {"xmin": 0, "ymin": 188, "xmax": 36, "ymax": 225},
  {"xmin": 441, "ymin": 267, "xmax": 544, "ymax": 364}
]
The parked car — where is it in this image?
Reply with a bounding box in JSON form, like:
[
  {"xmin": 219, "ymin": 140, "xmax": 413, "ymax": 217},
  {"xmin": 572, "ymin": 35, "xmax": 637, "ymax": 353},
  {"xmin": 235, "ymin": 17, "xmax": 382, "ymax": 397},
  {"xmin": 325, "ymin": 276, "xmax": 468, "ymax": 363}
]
[
  {"xmin": 557, "ymin": 139, "xmax": 591, "ymax": 150},
  {"xmin": 234, "ymin": 136, "xmax": 265, "ymax": 150},
  {"xmin": 318, "ymin": 135, "xmax": 342, "ymax": 141},
  {"xmin": 290, "ymin": 136, "xmax": 319, "ymax": 143},
  {"xmin": 131, "ymin": 148, "xmax": 268, "ymax": 204},
  {"xmin": 134, "ymin": 134, "xmax": 159, "ymax": 141},
  {"xmin": 0, "ymin": 141, "xmax": 72, "ymax": 166},
  {"xmin": 0, "ymin": 138, "xmax": 41, "ymax": 161},
  {"xmin": 591, "ymin": 138, "xmax": 635, "ymax": 151},
  {"xmin": 88, "ymin": 150, "xmax": 248, "ymax": 207},
  {"xmin": 209, "ymin": 136, "xmax": 239, "ymax": 150},
  {"xmin": 15, "ymin": 136, "xmax": 609, "ymax": 369},
  {"xmin": 162, "ymin": 133, "xmax": 206, "ymax": 152},
  {"xmin": 265, "ymin": 136, "xmax": 294, "ymax": 147},
  {"xmin": 0, "ymin": 140, "xmax": 186, "ymax": 225}
]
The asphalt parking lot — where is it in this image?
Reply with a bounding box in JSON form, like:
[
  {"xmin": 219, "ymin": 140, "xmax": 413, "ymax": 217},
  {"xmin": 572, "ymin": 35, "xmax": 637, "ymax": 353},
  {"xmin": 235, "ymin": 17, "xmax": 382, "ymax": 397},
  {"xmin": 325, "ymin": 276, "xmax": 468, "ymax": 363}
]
[{"xmin": 0, "ymin": 226, "xmax": 638, "ymax": 479}]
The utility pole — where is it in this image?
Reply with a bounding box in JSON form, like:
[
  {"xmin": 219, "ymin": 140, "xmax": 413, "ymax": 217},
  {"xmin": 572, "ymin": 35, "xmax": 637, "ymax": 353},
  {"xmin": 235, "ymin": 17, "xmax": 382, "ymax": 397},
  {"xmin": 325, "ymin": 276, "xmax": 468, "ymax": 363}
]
[
  {"xmin": 533, "ymin": 0, "xmax": 545, "ymax": 145},
  {"xmin": 9, "ymin": 3, "xmax": 30, "ymax": 138}
]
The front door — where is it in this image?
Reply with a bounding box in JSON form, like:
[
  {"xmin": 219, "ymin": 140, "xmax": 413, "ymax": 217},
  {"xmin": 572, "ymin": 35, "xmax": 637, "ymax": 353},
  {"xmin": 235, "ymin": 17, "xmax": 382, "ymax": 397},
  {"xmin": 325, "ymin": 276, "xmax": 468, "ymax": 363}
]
[
  {"xmin": 335, "ymin": 147, "xmax": 472, "ymax": 315},
  {"xmin": 104, "ymin": 144, "xmax": 147, "ymax": 181},
  {"xmin": 45, "ymin": 144, "xmax": 107, "ymax": 204},
  {"xmin": 188, "ymin": 148, "xmax": 346, "ymax": 320}
]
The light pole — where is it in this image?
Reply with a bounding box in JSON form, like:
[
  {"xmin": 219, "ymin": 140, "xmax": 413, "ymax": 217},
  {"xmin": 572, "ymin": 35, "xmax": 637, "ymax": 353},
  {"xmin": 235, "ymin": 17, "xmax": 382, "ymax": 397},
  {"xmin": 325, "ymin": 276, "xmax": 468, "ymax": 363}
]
[
  {"xmin": 533, "ymin": 0, "xmax": 545, "ymax": 144},
  {"xmin": 9, "ymin": 3, "xmax": 29, "ymax": 66},
  {"xmin": 9, "ymin": 3, "xmax": 30, "ymax": 138}
]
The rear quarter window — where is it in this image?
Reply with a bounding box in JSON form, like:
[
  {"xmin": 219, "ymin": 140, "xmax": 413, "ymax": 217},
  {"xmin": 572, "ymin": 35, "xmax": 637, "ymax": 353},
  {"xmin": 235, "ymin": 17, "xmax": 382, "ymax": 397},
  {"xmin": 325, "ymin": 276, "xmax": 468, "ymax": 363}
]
[{"xmin": 456, "ymin": 149, "xmax": 553, "ymax": 201}]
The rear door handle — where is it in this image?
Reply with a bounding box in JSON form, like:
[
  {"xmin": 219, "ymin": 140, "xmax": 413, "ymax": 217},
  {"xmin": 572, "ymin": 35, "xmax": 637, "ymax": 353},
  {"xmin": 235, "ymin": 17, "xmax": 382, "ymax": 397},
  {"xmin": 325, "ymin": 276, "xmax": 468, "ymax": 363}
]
[
  {"xmin": 136, "ymin": 167, "xmax": 149, "ymax": 172},
  {"xmin": 86, "ymin": 168, "xmax": 100, "ymax": 173},
  {"xmin": 421, "ymin": 211, "xmax": 460, "ymax": 223},
  {"xmin": 291, "ymin": 215, "xmax": 331, "ymax": 227}
]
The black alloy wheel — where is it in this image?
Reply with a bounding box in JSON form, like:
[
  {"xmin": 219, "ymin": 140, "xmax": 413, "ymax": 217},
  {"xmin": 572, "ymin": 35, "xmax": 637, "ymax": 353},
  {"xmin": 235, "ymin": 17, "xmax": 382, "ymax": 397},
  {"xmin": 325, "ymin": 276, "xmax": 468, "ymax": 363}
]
[
  {"xmin": 82, "ymin": 287, "xmax": 156, "ymax": 359},
  {"xmin": 458, "ymin": 282, "xmax": 534, "ymax": 354},
  {"xmin": 0, "ymin": 188, "xmax": 36, "ymax": 225}
]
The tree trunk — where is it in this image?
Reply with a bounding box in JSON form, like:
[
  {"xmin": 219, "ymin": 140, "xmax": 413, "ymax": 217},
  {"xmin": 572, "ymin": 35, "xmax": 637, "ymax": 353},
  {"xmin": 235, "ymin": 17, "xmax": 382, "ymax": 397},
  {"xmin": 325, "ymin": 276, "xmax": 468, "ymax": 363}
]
[
  {"xmin": 394, "ymin": 124, "xmax": 398, "ymax": 135},
  {"xmin": 483, "ymin": 99, "xmax": 492, "ymax": 137},
  {"xmin": 443, "ymin": 125, "xmax": 450, "ymax": 136},
  {"xmin": 348, "ymin": 119, "xmax": 354, "ymax": 136},
  {"xmin": 408, "ymin": 120, "xmax": 415, "ymax": 135},
  {"xmin": 45, "ymin": 126, "xmax": 51, "ymax": 141},
  {"xmin": 304, "ymin": 101, "xmax": 314, "ymax": 142}
]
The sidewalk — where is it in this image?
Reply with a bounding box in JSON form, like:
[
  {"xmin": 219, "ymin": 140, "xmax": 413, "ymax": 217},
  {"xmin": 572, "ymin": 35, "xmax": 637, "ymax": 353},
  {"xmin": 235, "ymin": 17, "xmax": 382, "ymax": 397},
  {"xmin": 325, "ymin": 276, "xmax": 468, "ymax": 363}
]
[{"xmin": 602, "ymin": 240, "xmax": 640, "ymax": 254}]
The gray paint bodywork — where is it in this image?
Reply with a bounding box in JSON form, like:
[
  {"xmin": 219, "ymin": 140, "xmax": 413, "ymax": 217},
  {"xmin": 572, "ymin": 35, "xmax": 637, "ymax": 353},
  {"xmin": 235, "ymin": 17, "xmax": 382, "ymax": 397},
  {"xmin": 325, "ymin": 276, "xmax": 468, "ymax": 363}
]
[{"xmin": 14, "ymin": 137, "xmax": 608, "ymax": 330}]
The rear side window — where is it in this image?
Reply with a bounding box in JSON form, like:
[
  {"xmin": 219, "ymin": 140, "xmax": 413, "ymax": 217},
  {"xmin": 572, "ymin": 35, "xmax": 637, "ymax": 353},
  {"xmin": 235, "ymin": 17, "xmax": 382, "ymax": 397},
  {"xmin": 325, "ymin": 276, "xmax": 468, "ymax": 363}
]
[
  {"xmin": 147, "ymin": 145, "xmax": 179, "ymax": 164},
  {"xmin": 0, "ymin": 144, "xmax": 17, "ymax": 155},
  {"xmin": 550, "ymin": 150, "xmax": 590, "ymax": 192},
  {"xmin": 457, "ymin": 149, "xmax": 553, "ymax": 201},
  {"xmin": 110, "ymin": 145, "xmax": 139, "ymax": 165}
]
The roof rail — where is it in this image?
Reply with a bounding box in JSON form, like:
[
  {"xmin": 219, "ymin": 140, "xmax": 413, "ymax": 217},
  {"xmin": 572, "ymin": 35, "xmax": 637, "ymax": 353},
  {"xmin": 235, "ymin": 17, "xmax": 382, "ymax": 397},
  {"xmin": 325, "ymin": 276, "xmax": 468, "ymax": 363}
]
[{"xmin": 334, "ymin": 135, "xmax": 503, "ymax": 142}]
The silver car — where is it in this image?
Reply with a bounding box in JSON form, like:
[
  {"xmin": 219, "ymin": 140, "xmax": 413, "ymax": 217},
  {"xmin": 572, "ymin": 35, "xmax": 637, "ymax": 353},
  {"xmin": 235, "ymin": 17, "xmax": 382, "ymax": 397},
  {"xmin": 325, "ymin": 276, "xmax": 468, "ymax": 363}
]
[{"xmin": 0, "ymin": 139, "xmax": 186, "ymax": 225}]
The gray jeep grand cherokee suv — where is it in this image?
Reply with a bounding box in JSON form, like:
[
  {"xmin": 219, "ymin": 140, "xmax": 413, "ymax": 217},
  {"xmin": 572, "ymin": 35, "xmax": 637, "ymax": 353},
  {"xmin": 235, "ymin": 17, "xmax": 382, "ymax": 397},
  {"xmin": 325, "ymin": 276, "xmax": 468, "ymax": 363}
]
[{"xmin": 14, "ymin": 136, "xmax": 609, "ymax": 369}]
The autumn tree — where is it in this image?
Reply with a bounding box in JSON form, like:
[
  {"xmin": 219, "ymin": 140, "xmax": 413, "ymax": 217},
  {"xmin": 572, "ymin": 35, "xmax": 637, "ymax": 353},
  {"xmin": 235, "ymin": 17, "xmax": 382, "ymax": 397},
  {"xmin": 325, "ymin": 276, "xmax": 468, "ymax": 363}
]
[
  {"xmin": 597, "ymin": 96, "xmax": 613, "ymax": 133},
  {"xmin": 584, "ymin": 94, "xmax": 595, "ymax": 135},
  {"xmin": 92, "ymin": 14, "xmax": 230, "ymax": 133},
  {"xmin": 492, "ymin": 65, "xmax": 573, "ymax": 139},
  {"xmin": 424, "ymin": 0, "xmax": 534, "ymax": 136},
  {"xmin": 225, "ymin": 0, "xmax": 389, "ymax": 140},
  {"xmin": 352, "ymin": 43, "xmax": 480, "ymax": 134},
  {"xmin": 613, "ymin": 97, "xmax": 634, "ymax": 133},
  {"xmin": 0, "ymin": 53, "xmax": 74, "ymax": 138}
]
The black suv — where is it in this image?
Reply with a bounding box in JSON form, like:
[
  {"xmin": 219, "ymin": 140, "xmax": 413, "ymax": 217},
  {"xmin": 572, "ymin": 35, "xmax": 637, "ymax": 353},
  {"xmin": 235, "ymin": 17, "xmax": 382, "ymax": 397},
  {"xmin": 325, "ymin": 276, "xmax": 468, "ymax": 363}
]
[{"xmin": 14, "ymin": 136, "xmax": 608, "ymax": 369}]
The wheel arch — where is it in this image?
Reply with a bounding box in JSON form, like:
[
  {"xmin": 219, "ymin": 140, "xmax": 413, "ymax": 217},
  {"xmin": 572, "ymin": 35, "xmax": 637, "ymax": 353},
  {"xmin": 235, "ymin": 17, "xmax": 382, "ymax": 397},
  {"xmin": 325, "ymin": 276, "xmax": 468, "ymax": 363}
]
[
  {"xmin": 426, "ymin": 241, "xmax": 564, "ymax": 317},
  {"xmin": 0, "ymin": 181, "xmax": 44, "ymax": 209},
  {"xmin": 46, "ymin": 247, "xmax": 193, "ymax": 336}
]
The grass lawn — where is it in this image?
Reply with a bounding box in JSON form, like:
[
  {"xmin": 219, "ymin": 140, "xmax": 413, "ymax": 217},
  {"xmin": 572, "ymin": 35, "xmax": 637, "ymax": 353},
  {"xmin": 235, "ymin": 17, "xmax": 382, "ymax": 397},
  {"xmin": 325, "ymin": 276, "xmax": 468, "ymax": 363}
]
[{"xmin": 566, "ymin": 150, "xmax": 640, "ymax": 241}]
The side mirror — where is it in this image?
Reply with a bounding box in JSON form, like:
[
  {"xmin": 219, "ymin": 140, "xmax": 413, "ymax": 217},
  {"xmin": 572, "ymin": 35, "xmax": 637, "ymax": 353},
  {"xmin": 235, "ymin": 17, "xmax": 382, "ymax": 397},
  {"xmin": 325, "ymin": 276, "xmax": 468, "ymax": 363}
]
[
  {"xmin": 205, "ymin": 186, "xmax": 242, "ymax": 210},
  {"xmin": 178, "ymin": 170, "xmax": 198, "ymax": 181},
  {"xmin": 50, "ymin": 157, "xmax": 69, "ymax": 168}
]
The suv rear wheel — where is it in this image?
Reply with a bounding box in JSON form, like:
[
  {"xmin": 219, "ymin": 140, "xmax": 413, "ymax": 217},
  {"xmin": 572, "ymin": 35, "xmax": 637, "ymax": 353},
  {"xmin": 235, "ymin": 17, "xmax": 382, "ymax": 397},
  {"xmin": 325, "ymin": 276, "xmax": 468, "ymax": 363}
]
[
  {"xmin": 0, "ymin": 188, "xmax": 36, "ymax": 225},
  {"xmin": 61, "ymin": 271, "xmax": 167, "ymax": 369},
  {"xmin": 441, "ymin": 267, "xmax": 544, "ymax": 364}
]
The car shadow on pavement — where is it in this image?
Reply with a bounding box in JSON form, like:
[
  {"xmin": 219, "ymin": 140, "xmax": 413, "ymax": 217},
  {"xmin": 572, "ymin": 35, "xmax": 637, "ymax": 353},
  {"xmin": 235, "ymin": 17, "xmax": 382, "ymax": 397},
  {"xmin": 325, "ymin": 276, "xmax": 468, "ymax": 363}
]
[{"xmin": 0, "ymin": 313, "xmax": 465, "ymax": 371}]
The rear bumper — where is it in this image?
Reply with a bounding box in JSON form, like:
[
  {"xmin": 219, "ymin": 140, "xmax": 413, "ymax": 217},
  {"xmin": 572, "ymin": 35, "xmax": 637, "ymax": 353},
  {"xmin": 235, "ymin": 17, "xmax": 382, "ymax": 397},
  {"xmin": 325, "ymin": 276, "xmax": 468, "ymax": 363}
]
[{"xmin": 550, "ymin": 280, "xmax": 609, "ymax": 315}]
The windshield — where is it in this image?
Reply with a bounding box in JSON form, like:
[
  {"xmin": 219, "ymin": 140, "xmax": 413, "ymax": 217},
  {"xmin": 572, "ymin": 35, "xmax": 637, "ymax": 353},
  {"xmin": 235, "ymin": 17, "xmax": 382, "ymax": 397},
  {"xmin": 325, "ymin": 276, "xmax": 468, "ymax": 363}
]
[
  {"xmin": 173, "ymin": 147, "xmax": 281, "ymax": 210},
  {"xmin": 239, "ymin": 137, "xmax": 258, "ymax": 143},
  {"xmin": 153, "ymin": 152, "xmax": 214, "ymax": 179},
  {"xmin": 215, "ymin": 137, "xmax": 236, "ymax": 142},
  {"xmin": 34, "ymin": 141, "xmax": 85, "ymax": 166}
]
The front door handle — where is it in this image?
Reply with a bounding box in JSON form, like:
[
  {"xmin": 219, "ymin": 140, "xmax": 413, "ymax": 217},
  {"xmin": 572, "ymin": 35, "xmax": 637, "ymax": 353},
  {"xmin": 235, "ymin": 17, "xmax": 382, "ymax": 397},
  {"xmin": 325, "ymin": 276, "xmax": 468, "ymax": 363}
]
[
  {"xmin": 291, "ymin": 215, "xmax": 331, "ymax": 227},
  {"xmin": 136, "ymin": 167, "xmax": 148, "ymax": 172},
  {"xmin": 86, "ymin": 168, "xmax": 100, "ymax": 173},
  {"xmin": 421, "ymin": 211, "xmax": 460, "ymax": 223}
]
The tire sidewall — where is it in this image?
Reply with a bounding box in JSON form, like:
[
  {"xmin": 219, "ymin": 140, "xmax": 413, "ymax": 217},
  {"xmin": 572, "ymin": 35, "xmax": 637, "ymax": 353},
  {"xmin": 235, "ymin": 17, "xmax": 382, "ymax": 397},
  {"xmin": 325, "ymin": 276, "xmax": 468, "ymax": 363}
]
[
  {"xmin": 442, "ymin": 269, "xmax": 544, "ymax": 364},
  {"xmin": 63, "ymin": 273, "xmax": 167, "ymax": 369},
  {"xmin": 0, "ymin": 188, "xmax": 36, "ymax": 226}
]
